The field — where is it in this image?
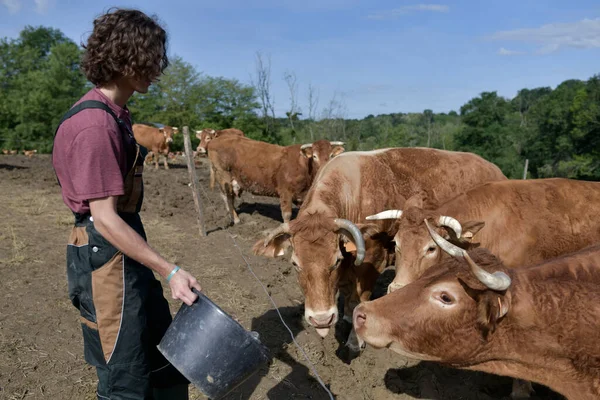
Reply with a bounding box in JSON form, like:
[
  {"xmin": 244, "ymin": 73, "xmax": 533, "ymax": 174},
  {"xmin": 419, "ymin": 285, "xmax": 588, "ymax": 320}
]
[{"xmin": 0, "ymin": 155, "xmax": 564, "ymax": 400}]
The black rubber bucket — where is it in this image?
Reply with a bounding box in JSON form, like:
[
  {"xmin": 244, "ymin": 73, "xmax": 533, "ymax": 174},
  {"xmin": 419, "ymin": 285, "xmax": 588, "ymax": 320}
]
[{"xmin": 157, "ymin": 289, "xmax": 271, "ymax": 399}]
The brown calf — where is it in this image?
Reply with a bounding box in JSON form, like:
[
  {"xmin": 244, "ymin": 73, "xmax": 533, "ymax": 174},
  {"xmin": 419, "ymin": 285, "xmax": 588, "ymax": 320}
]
[
  {"xmin": 208, "ymin": 135, "xmax": 345, "ymax": 225},
  {"xmin": 196, "ymin": 128, "xmax": 245, "ymax": 190},
  {"xmin": 253, "ymin": 148, "xmax": 506, "ymax": 353},
  {"xmin": 132, "ymin": 124, "xmax": 179, "ymax": 170},
  {"xmin": 354, "ymin": 226, "xmax": 600, "ymax": 400}
]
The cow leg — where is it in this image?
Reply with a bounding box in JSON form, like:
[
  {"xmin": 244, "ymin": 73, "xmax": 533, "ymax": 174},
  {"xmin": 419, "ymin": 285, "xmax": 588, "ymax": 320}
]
[
  {"xmin": 511, "ymin": 379, "xmax": 534, "ymax": 399},
  {"xmin": 163, "ymin": 152, "xmax": 169, "ymax": 170},
  {"xmin": 279, "ymin": 191, "xmax": 293, "ymax": 224},
  {"xmin": 209, "ymin": 163, "xmax": 216, "ymax": 191},
  {"xmin": 216, "ymin": 170, "xmax": 240, "ymax": 225}
]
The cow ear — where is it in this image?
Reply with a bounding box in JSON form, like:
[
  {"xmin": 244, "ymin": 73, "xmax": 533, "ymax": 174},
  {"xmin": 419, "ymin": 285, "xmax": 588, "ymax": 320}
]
[
  {"xmin": 252, "ymin": 232, "xmax": 291, "ymax": 258},
  {"xmin": 301, "ymin": 146, "xmax": 313, "ymax": 159},
  {"xmin": 476, "ymin": 291, "xmax": 511, "ymax": 337},
  {"xmin": 460, "ymin": 221, "xmax": 485, "ymax": 243},
  {"xmin": 330, "ymin": 145, "xmax": 345, "ymax": 158},
  {"xmin": 339, "ymin": 223, "xmax": 381, "ymax": 255}
]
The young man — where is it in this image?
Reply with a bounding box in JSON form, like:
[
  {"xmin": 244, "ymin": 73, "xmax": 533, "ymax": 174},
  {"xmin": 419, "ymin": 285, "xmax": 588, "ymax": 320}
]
[{"xmin": 52, "ymin": 8, "xmax": 199, "ymax": 400}]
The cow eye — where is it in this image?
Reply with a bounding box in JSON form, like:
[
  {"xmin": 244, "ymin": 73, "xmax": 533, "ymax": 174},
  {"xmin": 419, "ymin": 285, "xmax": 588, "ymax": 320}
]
[
  {"xmin": 439, "ymin": 293, "xmax": 454, "ymax": 304},
  {"xmin": 427, "ymin": 246, "xmax": 437, "ymax": 253}
]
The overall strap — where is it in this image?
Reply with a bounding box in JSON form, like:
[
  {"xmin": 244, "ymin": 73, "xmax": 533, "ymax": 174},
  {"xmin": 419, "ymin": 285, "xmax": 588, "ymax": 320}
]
[
  {"xmin": 52, "ymin": 100, "xmax": 135, "ymax": 189},
  {"xmin": 55, "ymin": 100, "xmax": 133, "ymax": 137}
]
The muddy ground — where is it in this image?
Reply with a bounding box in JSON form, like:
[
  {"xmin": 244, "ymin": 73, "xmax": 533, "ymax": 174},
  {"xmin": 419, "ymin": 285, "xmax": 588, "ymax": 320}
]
[{"xmin": 0, "ymin": 155, "xmax": 564, "ymax": 400}]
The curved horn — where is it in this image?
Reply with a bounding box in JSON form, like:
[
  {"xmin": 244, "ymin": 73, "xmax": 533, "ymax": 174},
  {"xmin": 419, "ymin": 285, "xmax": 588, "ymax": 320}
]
[
  {"xmin": 263, "ymin": 223, "xmax": 290, "ymax": 247},
  {"xmin": 334, "ymin": 219, "xmax": 365, "ymax": 266},
  {"xmin": 424, "ymin": 219, "xmax": 511, "ymax": 291},
  {"xmin": 329, "ymin": 141, "xmax": 345, "ymax": 146},
  {"xmin": 365, "ymin": 210, "xmax": 403, "ymax": 220},
  {"xmin": 300, "ymin": 143, "xmax": 313, "ymax": 150},
  {"xmin": 438, "ymin": 216, "xmax": 462, "ymax": 239}
]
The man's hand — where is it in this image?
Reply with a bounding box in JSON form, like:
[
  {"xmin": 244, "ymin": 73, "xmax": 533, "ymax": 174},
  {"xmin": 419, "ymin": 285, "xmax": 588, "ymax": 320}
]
[{"xmin": 168, "ymin": 267, "xmax": 202, "ymax": 306}]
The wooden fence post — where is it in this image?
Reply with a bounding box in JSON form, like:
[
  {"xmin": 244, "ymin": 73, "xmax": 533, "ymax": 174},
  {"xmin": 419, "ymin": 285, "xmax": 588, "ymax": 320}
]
[
  {"xmin": 523, "ymin": 159, "xmax": 529, "ymax": 180},
  {"xmin": 182, "ymin": 126, "xmax": 207, "ymax": 237}
]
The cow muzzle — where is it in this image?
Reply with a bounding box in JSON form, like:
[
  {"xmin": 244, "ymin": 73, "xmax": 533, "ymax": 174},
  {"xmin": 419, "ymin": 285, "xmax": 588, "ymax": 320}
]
[
  {"xmin": 305, "ymin": 307, "xmax": 338, "ymax": 337},
  {"xmin": 166, "ymin": 137, "xmax": 173, "ymax": 143}
]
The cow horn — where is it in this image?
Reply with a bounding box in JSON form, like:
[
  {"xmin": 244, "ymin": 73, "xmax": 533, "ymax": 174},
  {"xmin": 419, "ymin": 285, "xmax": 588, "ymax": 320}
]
[
  {"xmin": 263, "ymin": 223, "xmax": 291, "ymax": 247},
  {"xmin": 424, "ymin": 219, "xmax": 511, "ymax": 291},
  {"xmin": 334, "ymin": 219, "xmax": 365, "ymax": 266},
  {"xmin": 300, "ymin": 143, "xmax": 313, "ymax": 150},
  {"xmin": 438, "ymin": 216, "xmax": 462, "ymax": 239},
  {"xmin": 329, "ymin": 141, "xmax": 345, "ymax": 146},
  {"xmin": 365, "ymin": 210, "xmax": 403, "ymax": 220}
]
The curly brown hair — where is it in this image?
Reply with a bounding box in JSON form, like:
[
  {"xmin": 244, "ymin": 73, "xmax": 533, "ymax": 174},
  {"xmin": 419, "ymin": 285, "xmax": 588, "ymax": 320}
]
[{"xmin": 80, "ymin": 8, "xmax": 169, "ymax": 86}]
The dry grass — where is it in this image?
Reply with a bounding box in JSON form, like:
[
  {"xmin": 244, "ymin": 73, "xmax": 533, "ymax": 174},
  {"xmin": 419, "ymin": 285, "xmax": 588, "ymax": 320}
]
[{"xmin": 2, "ymin": 226, "xmax": 27, "ymax": 265}]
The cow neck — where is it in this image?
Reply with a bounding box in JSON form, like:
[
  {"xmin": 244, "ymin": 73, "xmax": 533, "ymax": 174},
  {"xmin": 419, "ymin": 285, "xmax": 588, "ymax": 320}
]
[{"xmin": 472, "ymin": 266, "xmax": 600, "ymax": 399}]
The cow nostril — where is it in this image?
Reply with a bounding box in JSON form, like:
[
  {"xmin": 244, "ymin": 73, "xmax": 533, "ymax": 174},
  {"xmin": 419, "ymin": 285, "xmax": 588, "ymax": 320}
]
[{"xmin": 354, "ymin": 310, "xmax": 367, "ymax": 329}]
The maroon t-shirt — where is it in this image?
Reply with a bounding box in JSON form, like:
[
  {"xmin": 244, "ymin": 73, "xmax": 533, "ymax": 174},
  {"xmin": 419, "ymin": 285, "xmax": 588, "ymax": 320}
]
[{"xmin": 52, "ymin": 87, "xmax": 136, "ymax": 214}]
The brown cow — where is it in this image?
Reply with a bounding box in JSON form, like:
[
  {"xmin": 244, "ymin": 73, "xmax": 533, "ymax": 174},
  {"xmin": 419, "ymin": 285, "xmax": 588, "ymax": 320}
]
[
  {"xmin": 23, "ymin": 149, "xmax": 37, "ymax": 158},
  {"xmin": 208, "ymin": 135, "xmax": 345, "ymax": 225},
  {"xmin": 2, "ymin": 149, "xmax": 10, "ymax": 155},
  {"xmin": 253, "ymin": 148, "xmax": 506, "ymax": 356},
  {"xmin": 367, "ymin": 178, "xmax": 600, "ymax": 293},
  {"xmin": 196, "ymin": 128, "xmax": 245, "ymax": 191},
  {"xmin": 367, "ymin": 177, "xmax": 600, "ymax": 397},
  {"xmin": 196, "ymin": 128, "xmax": 244, "ymax": 155},
  {"xmin": 354, "ymin": 226, "xmax": 600, "ymax": 400},
  {"xmin": 132, "ymin": 124, "xmax": 179, "ymax": 170}
]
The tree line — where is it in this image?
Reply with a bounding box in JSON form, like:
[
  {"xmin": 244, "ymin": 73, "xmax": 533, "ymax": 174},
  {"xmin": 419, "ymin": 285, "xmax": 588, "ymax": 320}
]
[{"xmin": 1, "ymin": 26, "xmax": 598, "ymax": 180}]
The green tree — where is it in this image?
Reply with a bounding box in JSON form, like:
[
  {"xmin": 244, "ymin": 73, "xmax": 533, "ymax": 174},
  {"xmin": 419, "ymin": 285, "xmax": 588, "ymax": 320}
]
[{"xmin": 0, "ymin": 26, "xmax": 87, "ymax": 152}]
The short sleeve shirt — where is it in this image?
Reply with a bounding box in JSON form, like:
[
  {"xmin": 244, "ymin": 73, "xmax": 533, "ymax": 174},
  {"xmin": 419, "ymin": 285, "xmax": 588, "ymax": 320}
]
[{"xmin": 52, "ymin": 87, "xmax": 136, "ymax": 214}]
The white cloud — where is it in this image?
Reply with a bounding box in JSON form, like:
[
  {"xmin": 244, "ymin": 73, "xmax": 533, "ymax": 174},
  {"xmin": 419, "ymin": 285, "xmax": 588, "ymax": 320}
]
[
  {"xmin": 2, "ymin": 0, "xmax": 21, "ymax": 14},
  {"xmin": 34, "ymin": 0, "xmax": 51, "ymax": 14},
  {"xmin": 489, "ymin": 18, "xmax": 600, "ymax": 54},
  {"xmin": 497, "ymin": 47, "xmax": 525, "ymax": 56},
  {"xmin": 368, "ymin": 4, "xmax": 449, "ymax": 20}
]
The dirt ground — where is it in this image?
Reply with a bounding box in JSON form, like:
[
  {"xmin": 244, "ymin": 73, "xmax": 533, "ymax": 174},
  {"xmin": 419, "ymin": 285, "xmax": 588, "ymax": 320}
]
[{"xmin": 0, "ymin": 154, "xmax": 565, "ymax": 400}]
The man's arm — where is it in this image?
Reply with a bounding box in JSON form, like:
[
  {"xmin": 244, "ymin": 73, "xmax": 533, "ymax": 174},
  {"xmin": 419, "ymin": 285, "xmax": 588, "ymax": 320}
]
[{"xmin": 89, "ymin": 196, "xmax": 201, "ymax": 305}]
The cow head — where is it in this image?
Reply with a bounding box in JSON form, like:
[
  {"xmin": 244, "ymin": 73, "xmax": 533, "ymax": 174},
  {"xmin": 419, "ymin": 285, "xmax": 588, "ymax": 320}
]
[
  {"xmin": 366, "ymin": 193, "xmax": 485, "ymax": 293},
  {"xmin": 195, "ymin": 128, "xmax": 217, "ymax": 154},
  {"xmin": 253, "ymin": 215, "xmax": 387, "ymax": 337},
  {"xmin": 300, "ymin": 140, "xmax": 345, "ymax": 171},
  {"xmin": 160, "ymin": 126, "xmax": 178, "ymax": 143},
  {"xmin": 354, "ymin": 220, "xmax": 512, "ymax": 364}
]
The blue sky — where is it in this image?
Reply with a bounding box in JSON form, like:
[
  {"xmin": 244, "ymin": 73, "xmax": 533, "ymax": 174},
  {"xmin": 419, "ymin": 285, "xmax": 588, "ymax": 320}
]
[{"xmin": 1, "ymin": 0, "xmax": 599, "ymax": 119}]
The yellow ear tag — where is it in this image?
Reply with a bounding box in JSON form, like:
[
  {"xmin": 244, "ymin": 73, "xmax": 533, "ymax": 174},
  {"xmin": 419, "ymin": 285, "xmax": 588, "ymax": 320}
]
[{"xmin": 344, "ymin": 241, "xmax": 357, "ymax": 253}]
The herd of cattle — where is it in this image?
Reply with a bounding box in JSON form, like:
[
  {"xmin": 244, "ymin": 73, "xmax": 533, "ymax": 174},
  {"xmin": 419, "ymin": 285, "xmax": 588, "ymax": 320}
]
[
  {"xmin": 136, "ymin": 123, "xmax": 599, "ymax": 399},
  {"xmin": 136, "ymin": 123, "xmax": 600, "ymax": 399},
  {"xmin": 8, "ymin": 123, "xmax": 597, "ymax": 399}
]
